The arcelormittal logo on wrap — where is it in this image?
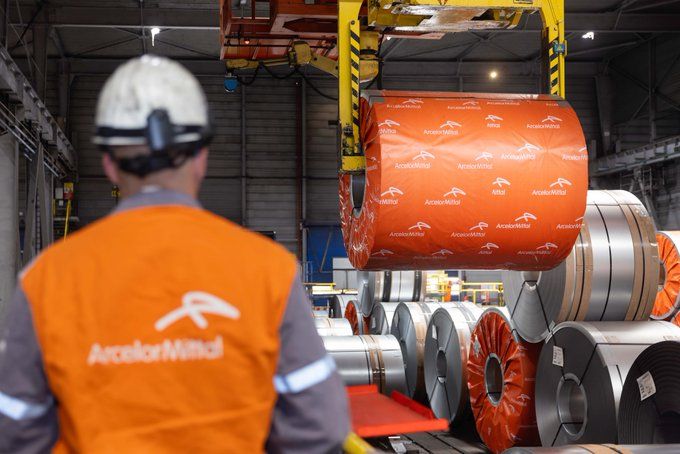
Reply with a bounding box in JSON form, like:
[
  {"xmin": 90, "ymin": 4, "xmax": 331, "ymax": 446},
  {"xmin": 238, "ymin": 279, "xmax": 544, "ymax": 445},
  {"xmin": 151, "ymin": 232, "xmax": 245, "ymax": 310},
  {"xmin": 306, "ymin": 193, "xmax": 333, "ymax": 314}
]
[
  {"xmin": 532, "ymin": 178, "xmax": 572, "ymax": 196},
  {"xmin": 425, "ymin": 187, "xmax": 466, "ymax": 206},
  {"xmin": 563, "ymin": 146, "xmax": 589, "ymax": 161},
  {"xmin": 497, "ymin": 212, "xmax": 537, "ymax": 230},
  {"xmin": 479, "ymin": 243, "xmax": 499, "ymax": 255},
  {"xmin": 389, "ymin": 221, "xmax": 431, "ymax": 238},
  {"xmin": 378, "ymin": 119, "xmax": 400, "ymax": 134},
  {"xmin": 502, "ymin": 143, "xmax": 538, "ymax": 161},
  {"xmin": 395, "ymin": 150, "xmax": 435, "ymax": 170},
  {"xmin": 518, "ymin": 242, "xmax": 559, "ymax": 256},
  {"xmin": 486, "ymin": 114, "xmax": 503, "ymax": 128},
  {"xmin": 448, "ymin": 100, "xmax": 481, "ymax": 111},
  {"xmin": 387, "ymin": 98, "xmax": 423, "ymax": 109},
  {"xmin": 371, "ymin": 249, "xmax": 394, "ymax": 259},
  {"xmin": 527, "ymin": 115, "xmax": 563, "ymax": 129},
  {"xmin": 459, "ymin": 152, "xmax": 493, "ymax": 170},
  {"xmin": 451, "ymin": 221, "xmax": 487, "ymax": 238},
  {"xmin": 557, "ymin": 215, "xmax": 584, "ymax": 230},
  {"xmin": 492, "ymin": 177, "xmax": 511, "ymax": 196},
  {"xmin": 424, "ymin": 120, "xmax": 462, "ymax": 136},
  {"xmin": 380, "ymin": 186, "xmax": 403, "ymax": 205}
]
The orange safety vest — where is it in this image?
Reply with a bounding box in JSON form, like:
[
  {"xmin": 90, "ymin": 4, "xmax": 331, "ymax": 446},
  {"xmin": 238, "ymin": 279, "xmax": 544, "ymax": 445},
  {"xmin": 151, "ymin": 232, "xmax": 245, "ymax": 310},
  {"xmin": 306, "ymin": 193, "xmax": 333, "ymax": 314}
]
[{"xmin": 21, "ymin": 205, "xmax": 298, "ymax": 453}]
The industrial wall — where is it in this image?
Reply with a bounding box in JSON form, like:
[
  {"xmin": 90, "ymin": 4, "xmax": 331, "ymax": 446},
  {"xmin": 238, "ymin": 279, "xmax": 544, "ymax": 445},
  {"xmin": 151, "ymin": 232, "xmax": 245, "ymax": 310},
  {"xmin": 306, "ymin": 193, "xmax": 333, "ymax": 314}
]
[{"xmin": 67, "ymin": 70, "xmax": 604, "ymax": 257}]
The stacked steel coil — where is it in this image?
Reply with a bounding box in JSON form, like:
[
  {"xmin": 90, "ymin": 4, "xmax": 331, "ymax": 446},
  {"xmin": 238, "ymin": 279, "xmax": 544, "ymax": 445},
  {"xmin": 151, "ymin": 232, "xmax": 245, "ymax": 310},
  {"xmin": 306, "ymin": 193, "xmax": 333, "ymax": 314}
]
[
  {"xmin": 505, "ymin": 445, "xmax": 680, "ymax": 453},
  {"xmin": 321, "ymin": 335, "xmax": 407, "ymax": 395},
  {"xmin": 618, "ymin": 341, "xmax": 680, "ymax": 444},
  {"xmin": 423, "ymin": 302, "xmax": 484, "ymax": 423},
  {"xmin": 652, "ymin": 232, "xmax": 680, "ymax": 321},
  {"xmin": 358, "ymin": 271, "xmax": 425, "ymax": 316},
  {"xmin": 313, "ymin": 317, "xmax": 353, "ymax": 337},
  {"xmin": 344, "ymin": 300, "xmax": 369, "ymax": 335},
  {"xmin": 535, "ymin": 321, "xmax": 680, "ymax": 446},
  {"xmin": 503, "ymin": 190, "xmax": 658, "ymax": 343},
  {"xmin": 328, "ymin": 294, "xmax": 357, "ymax": 319},
  {"xmin": 391, "ymin": 302, "xmax": 447, "ymax": 401},
  {"xmin": 467, "ymin": 307, "xmax": 541, "ymax": 453},
  {"xmin": 368, "ymin": 302, "xmax": 399, "ymax": 335}
]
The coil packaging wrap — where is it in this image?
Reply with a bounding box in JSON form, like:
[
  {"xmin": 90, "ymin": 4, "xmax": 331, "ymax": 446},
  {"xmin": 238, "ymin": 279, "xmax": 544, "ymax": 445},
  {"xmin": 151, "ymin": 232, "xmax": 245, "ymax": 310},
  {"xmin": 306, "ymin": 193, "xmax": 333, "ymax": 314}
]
[
  {"xmin": 391, "ymin": 302, "xmax": 448, "ymax": 401},
  {"xmin": 503, "ymin": 190, "xmax": 658, "ymax": 343},
  {"xmin": 344, "ymin": 300, "xmax": 369, "ymax": 335},
  {"xmin": 321, "ymin": 335, "xmax": 407, "ymax": 395},
  {"xmin": 467, "ymin": 307, "xmax": 541, "ymax": 453},
  {"xmin": 369, "ymin": 302, "xmax": 400, "ymax": 335},
  {"xmin": 505, "ymin": 445, "xmax": 680, "ymax": 453},
  {"xmin": 314, "ymin": 317, "xmax": 354, "ymax": 337},
  {"xmin": 652, "ymin": 232, "xmax": 680, "ymax": 321},
  {"xmin": 535, "ymin": 321, "xmax": 680, "ymax": 447},
  {"xmin": 423, "ymin": 302, "xmax": 484, "ymax": 423},
  {"xmin": 340, "ymin": 91, "xmax": 588, "ymax": 271},
  {"xmin": 329, "ymin": 294, "xmax": 356, "ymax": 318},
  {"xmin": 358, "ymin": 270, "xmax": 425, "ymax": 316},
  {"xmin": 618, "ymin": 340, "xmax": 680, "ymax": 444}
]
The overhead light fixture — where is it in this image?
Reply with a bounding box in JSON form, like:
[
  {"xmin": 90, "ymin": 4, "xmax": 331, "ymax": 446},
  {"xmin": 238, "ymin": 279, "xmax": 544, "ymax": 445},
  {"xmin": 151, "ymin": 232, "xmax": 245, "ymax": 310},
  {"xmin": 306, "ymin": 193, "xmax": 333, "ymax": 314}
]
[
  {"xmin": 386, "ymin": 36, "xmax": 392, "ymax": 41},
  {"xmin": 489, "ymin": 70, "xmax": 498, "ymax": 80},
  {"xmin": 244, "ymin": 38, "xmax": 251, "ymax": 45},
  {"xmin": 582, "ymin": 31, "xmax": 595, "ymax": 40},
  {"xmin": 150, "ymin": 27, "xmax": 161, "ymax": 46}
]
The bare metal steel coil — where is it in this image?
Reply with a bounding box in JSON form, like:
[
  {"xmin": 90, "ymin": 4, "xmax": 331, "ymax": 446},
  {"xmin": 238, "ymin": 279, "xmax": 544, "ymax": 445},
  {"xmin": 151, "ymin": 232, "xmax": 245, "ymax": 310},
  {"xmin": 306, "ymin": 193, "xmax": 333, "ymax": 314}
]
[
  {"xmin": 321, "ymin": 335, "xmax": 407, "ymax": 395},
  {"xmin": 358, "ymin": 271, "xmax": 426, "ymax": 316},
  {"xmin": 391, "ymin": 302, "xmax": 451, "ymax": 401},
  {"xmin": 503, "ymin": 190, "xmax": 658, "ymax": 343},
  {"xmin": 314, "ymin": 317, "xmax": 353, "ymax": 337},
  {"xmin": 535, "ymin": 321, "xmax": 680, "ymax": 447},
  {"xmin": 505, "ymin": 445, "xmax": 680, "ymax": 453},
  {"xmin": 329, "ymin": 294, "xmax": 356, "ymax": 318},
  {"xmin": 618, "ymin": 340, "xmax": 680, "ymax": 444},
  {"xmin": 368, "ymin": 302, "xmax": 400, "ymax": 335},
  {"xmin": 424, "ymin": 302, "xmax": 484, "ymax": 424}
]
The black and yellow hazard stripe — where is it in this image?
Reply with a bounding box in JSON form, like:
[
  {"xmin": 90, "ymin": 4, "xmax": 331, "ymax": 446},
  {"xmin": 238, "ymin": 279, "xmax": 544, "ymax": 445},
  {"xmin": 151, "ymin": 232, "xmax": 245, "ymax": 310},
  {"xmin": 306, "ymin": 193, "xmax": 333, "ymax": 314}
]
[
  {"xmin": 350, "ymin": 21, "xmax": 361, "ymax": 144},
  {"xmin": 549, "ymin": 42, "xmax": 560, "ymax": 96}
]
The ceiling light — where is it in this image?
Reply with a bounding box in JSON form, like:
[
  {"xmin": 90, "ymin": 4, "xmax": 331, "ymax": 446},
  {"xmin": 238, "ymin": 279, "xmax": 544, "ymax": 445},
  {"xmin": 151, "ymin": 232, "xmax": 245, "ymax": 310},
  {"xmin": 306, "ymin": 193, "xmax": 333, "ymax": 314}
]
[
  {"xmin": 150, "ymin": 27, "xmax": 161, "ymax": 46},
  {"xmin": 386, "ymin": 36, "xmax": 392, "ymax": 41},
  {"xmin": 244, "ymin": 38, "xmax": 251, "ymax": 45},
  {"xmin": 582, "ymin": 31, "xmax": 595, "ymax": 40},
  {"xmin": 489, "ymin": 70, "xmax": 498, "ymax": 80}
]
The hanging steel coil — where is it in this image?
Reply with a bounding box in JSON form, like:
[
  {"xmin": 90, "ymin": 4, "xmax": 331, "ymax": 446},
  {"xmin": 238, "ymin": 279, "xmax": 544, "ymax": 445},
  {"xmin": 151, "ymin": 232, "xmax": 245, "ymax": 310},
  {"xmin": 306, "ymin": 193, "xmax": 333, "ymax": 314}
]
[
  {"xmin": 368, "ymin": 302, "xmax": 400, "ymax": 335},
  {"xmin": 329, "ymin": 294, "xmax": 357, "ymax": 318},
  {"xmin": 391, "ymin": 302, "xmax": 448, "ymax": 401},
  {"xmin": 344, "ymin": 300, "xmax": 369, "ymax": 335},
  {"xmin": 423, "ymin": 302, "xmax": 484, "ymax": 424},
  {"xmin": 506, "ymin": 445, "xmax": 680, "ymax": 453},
  {"xmin": 321, "ymin": 335, "xmax": 407, "ymax": 395},
  {"xmin": 503, "ymin": 190, "xmax": 658, "ymax": 343},
  {"xmin": 314, "ymin": 317, "xmax": 353, "ymax": 337},
  {"xmin": 357, "ymin": 270, "xmax": 425, "ymax": 316},
  {"xmin": 467, "ymin": 307, "xmax": 541, "ymax": 453},
  {"xmin": 618, "ymin": 340, "xmax": 680, "ymax": 444},
  {"xmin": 651, "ymin": 232, "xmax": 680, "ymax": 321},
  {"xmin": 535, "ymin": 321, "xmax": 680, "ymax": 447}
]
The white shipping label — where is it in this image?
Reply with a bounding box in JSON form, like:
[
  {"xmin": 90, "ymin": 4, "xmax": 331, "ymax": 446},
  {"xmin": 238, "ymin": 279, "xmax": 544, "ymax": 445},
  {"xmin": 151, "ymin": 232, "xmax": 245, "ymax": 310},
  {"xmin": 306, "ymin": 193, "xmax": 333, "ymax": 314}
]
[
  {"xmin": 552, "ymin": 346, "xmax": 564, "ymax": 367},
  {"xmin": 637, "ymin": 371, "xmax": 656, "ymax": 401}
]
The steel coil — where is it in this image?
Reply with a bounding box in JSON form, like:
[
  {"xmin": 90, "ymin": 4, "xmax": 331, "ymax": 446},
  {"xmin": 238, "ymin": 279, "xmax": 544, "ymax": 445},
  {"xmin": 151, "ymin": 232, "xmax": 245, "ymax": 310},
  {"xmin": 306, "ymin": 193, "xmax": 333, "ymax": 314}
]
[
  {"xmin": 391, "ymin": 302, "xmax": 448, "ymax": 401},
  {"xmin": 314, "ymin": 317, "xmax": 353, "ymax": 337},
  {"xmin": 618, "ymin": 340, "xmax": 680, "ymax": 444},
  {"xmin": 652, "ymin": 232, "xmax": 680, "ymax": 320},
  {"xmin": 329, "ymin": 294, "xmax": 356, "ymax": 318},
  {"xmin": 424, "ymin": 302, "xmax": 484, "ymax": 423},
  {"xmin": 505, "ymin": 445, "xmax": 680, "ymax": 453},
  {"xmin": 358, "ymin": 270, "xmax": 425, "ymax": 316},
  {"xmin": 503, "ymin": 190, "xmax": 658, "ymax": 343},
  {"xmin": 535, "ymin": 321, "xmax": 680, "ymax": 446},
  {"xmin": 344, "ymin": 300, "xmax": 368, "ymax": 335},
  {"xmin": 321, "ymin": 335, "xmax": 407, "ymax": 395},
  {"xmin": 468, "ymin": 307, "xmax": 541, "ymax": 453},
  {"xmin": 368, "ymin": 302, "xmax": 400, "ymax": 335}
]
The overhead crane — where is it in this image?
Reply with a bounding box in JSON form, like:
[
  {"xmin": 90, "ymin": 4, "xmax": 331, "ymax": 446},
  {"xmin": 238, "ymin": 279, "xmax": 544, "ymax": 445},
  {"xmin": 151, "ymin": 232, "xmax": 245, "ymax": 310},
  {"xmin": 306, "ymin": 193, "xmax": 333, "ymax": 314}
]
[{"xmin": 220, "ymin": 0, "xmax": 566, "ymax": 172}]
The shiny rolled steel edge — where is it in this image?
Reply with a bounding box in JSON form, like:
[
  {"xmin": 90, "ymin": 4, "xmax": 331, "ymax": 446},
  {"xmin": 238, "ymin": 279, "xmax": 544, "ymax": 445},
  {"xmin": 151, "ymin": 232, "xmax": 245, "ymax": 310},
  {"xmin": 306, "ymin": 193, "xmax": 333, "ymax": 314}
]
[
  {"xmin": 321, "ymin": 334, "xmax": 407, "ymax": 395},
  {"xmin": 368, "ymin": 302, "xmax": 400, "ymax": 335},
  {"xmin": 329, "ymin": 294, "xmax": 356, "ymax": 318},
  {"xmin": 314, "ymin": 317, "xmax": 354, "ymax": 337},
  {"xmin": 504, "ymin": 444, "xmax": 680, "ymax": 454},
  {"xmin": 535, "ymin": 321, "xmax": 680, "ymax": 447},
  {"xmin": 359, "ymin": 271, "xmax": 426, "ymax": 316}
]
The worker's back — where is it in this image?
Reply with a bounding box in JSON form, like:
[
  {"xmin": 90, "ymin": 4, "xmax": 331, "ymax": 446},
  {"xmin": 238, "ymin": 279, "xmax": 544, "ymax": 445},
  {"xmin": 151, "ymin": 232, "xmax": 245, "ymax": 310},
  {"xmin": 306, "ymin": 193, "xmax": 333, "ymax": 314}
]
[{"xmin": 20, "ymin": 194, "xmax": 298, "ymax": 453}]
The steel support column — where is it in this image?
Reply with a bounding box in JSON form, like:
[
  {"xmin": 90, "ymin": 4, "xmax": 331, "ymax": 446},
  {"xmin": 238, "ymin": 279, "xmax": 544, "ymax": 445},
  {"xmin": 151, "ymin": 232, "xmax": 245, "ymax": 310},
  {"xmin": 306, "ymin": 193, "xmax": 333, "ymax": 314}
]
[
  {"xmin": 0, "ymin": 133, "xmax": 18, "ymax": 311},
  {"xmin": 649, "ymin": 39, "xmax": 657, "ymax": 143},
  {"xmin": 240, "ymin": 86, "xmax": 247, "ymax": 227},
  {"xmin": 32, "ymin": 23, "xmax": 48, "ymax": 100}
]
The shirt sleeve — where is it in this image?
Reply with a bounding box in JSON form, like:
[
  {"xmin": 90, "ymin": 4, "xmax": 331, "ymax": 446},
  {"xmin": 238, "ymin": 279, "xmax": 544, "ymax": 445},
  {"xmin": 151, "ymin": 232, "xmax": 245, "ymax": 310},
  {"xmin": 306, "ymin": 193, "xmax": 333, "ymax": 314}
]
[
  {"xmin": 0, "ymin": 285, "xmax": 58, "ymax": 453},
  {"xmin": 266, "ymin": 273, "xmax": 350, "ymax": 454}
]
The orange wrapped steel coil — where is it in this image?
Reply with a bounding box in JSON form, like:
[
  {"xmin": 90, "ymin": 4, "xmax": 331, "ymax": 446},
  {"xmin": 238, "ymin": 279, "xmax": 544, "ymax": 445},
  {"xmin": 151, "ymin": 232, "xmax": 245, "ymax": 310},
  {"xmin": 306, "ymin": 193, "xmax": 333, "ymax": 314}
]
[
  {"xmin": 467, "ymin": 307, "xmax": 541, "ymax": 453},
  {"xmin": 344, "ymin": 300, "xmax": 369, "ymax": 335},
  {"xmin": 652, "ymin": 232, "xmax": 680, "ymax": 321},
  {"xmin": 339, "ymin": 91, "xmax": 588, "ymax": 271}
]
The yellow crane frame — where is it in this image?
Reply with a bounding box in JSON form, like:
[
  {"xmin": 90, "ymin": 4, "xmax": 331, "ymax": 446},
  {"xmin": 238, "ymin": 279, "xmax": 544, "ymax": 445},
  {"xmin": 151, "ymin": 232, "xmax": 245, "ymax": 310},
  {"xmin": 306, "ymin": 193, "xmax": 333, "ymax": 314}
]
[{"xmin": 338, "ymin": 0, "xmax": 566, "ymax": 172}]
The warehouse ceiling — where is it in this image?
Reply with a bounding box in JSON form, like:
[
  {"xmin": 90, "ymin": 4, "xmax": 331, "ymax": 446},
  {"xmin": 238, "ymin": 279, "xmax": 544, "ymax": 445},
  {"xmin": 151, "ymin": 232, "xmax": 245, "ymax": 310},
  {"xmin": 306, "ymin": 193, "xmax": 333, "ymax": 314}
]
[{"xmin": 6, "ymin": 0, "xmax": 680, "ymax": 72}]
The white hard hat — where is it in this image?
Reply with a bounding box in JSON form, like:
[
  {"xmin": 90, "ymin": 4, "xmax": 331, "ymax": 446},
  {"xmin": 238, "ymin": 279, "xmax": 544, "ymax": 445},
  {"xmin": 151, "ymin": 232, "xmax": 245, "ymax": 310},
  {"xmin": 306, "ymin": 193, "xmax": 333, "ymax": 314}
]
[{"xmin": 93, "ymin": 55, "xmax": 211, "ymax": 148}]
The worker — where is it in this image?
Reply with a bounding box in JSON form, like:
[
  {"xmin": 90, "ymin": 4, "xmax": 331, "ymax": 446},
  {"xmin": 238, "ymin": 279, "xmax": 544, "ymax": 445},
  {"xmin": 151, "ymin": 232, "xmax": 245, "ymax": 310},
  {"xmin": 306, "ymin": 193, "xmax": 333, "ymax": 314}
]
[{"xmin": 0, "ymin": 55, "xmax": 349, "ymax": 453}]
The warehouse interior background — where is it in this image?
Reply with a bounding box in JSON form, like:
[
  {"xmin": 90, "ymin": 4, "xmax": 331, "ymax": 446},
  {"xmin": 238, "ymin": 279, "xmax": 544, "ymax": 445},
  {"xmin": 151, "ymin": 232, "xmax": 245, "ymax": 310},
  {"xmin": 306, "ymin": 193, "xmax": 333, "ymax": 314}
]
[{"xmin": 2, "ymin": 0, "xmax": 680, "ymax": 283}]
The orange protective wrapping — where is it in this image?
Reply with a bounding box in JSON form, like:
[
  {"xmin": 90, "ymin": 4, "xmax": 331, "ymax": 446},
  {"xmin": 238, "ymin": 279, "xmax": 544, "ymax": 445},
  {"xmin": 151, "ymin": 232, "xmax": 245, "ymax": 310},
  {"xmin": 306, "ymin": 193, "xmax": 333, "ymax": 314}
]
[
  {"xmin": 467, "ymin": 310, "xmax": 541, "ymax": 453},
  {"xmin": 339, "ymin": 91, "xmax": 588, "ymax": 270},
  {"xmin": 653, "ymin": 232, "xmax": 680, "ymax": 320},
  {"xmin": 344, "ymin": 301, "xmax": 369, "ymax": 335}
]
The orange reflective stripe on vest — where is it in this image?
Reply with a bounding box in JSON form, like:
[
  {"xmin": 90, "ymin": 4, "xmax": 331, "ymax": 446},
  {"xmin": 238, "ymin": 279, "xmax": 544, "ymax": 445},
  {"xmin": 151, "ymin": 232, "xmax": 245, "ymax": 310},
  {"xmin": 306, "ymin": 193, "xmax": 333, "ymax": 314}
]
[{"xmin": 21, "ymin": 205, "xmax": 298, "ymax": 453}]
